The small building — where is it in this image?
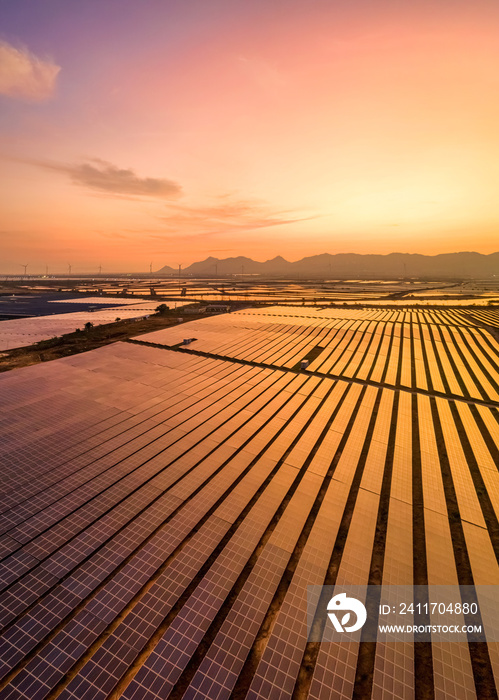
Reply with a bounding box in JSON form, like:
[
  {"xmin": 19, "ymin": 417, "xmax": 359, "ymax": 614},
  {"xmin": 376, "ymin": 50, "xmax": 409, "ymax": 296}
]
[{"xmin": 204, "ymin": 305, "xmax": 231, "ymax": 314}]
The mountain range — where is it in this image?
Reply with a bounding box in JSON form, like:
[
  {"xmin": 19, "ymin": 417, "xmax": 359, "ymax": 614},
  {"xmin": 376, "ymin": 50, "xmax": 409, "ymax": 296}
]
[{"xmin": 157, "ymin": 252, "xmax": 499, "ymax": 278}]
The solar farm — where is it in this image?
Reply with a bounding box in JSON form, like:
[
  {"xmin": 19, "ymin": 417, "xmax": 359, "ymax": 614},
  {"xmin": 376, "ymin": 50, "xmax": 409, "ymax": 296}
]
[
  {"xmin": 70, "ymin": 278, "xmax": 499, "ymax": 307},
  {"xmin": 0, "ymin": 300, "xmax": 187, "ymax": 352},
  {"xmin": 0, "ymin": 303, "xmax": 499, "ymax": 699}
]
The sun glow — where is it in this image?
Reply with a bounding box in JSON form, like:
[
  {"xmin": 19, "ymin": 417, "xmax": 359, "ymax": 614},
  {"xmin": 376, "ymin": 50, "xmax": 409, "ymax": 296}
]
[{"xmin": 1, "ymin": 1, "xmax": 499, "ymax": 272}]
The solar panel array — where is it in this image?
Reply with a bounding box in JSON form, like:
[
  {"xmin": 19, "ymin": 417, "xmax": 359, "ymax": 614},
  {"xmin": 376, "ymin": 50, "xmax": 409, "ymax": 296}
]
[
  {"xmin": 0, "ymin": 301, "xmax": 188, "ymax": 352},
  {"xmin": 72, "ymin": 279, "xmax": 499, "ymax": 307},
  {"xmin": 0, "ymin": 303, "xmax": 498, "ymax": 699},
  {"xmin": 137, "ymin": 306, "xmax": 499, "ymax": 404},
  {"xmin": 463, "ymin": 307, "xmax": 499, "ymax": 330}
]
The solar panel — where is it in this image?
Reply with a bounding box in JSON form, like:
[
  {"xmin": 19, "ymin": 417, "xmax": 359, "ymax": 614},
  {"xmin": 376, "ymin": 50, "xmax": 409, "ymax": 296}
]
[{"xmin": 1, "ymin": 304, "xmax": 499, "ymax": 698}]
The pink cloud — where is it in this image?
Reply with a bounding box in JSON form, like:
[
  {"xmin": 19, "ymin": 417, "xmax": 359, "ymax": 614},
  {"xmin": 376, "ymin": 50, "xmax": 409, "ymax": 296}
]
[{"xmin": 0, "ymin": 41, "xmax": 60, "ymax": 101}]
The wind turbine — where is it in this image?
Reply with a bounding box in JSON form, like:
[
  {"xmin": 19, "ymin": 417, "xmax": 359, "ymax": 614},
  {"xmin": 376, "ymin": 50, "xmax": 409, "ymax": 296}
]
[
  {"xmin": 20, "ymin": 264, "xmax": 28, "ymax": 277},
  {"xmin": 68, "ymin": 263, "xmax": 72, "ymax": 276}
]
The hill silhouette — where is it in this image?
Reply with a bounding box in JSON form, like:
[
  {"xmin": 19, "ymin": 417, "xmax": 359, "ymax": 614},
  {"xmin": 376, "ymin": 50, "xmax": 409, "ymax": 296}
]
[{"xmin": 157, "ymin": 252, "xmax": 499, "ymax": 278}]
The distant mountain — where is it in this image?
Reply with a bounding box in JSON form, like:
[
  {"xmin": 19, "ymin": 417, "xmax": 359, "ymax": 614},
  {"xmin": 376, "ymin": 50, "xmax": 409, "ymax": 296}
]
[
  {"xmin": 154, "ymin": 263, "xmax": 176, "ymax": 274},
  {"xmin": 178, "ymin": 256, "xmax": 262, "ymax": 276},
  {"xmin": 156, "ymin": 252, "xmax": 499, "ymax": 278},
  {"xmin": 158, "ymin": 255, "xmax": 295, "ymax": 276}
]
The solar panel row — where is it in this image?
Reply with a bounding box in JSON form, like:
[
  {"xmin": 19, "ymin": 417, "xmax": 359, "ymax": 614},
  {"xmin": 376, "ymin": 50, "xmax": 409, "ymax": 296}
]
[
  {"xmin": 137, "ymin": 306, "xmax": 499, "ymax": 404},
  {"xmin": 0, "ymin": 301, "xmax": 179, "ymax": 352},
  {"xmin": 0, "ymin": 304, "xmax": 498, "ymax": 699}
]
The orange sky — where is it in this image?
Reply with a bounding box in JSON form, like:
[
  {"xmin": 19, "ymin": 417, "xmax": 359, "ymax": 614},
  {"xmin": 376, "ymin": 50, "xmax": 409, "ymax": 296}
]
[{"xmin": 1, "ymin": 0, "xmax": 499, "ymax": 274}]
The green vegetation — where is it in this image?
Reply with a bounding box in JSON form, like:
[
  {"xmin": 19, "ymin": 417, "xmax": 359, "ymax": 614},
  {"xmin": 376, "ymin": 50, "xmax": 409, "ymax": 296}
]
[{"xmin": 155, "ymin": 303, "xmax": 170, "ymax": 314}]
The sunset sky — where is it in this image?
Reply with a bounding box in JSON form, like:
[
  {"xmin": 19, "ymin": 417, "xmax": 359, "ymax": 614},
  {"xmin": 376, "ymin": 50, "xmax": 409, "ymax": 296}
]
[{"xmin": 1, "ymin": 0, "xmax": 499, "ymax": 274}]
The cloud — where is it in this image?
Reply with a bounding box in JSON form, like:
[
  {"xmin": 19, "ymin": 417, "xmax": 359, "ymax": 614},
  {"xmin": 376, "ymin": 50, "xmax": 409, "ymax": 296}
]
[
  {"xmin": 0, "ymin": 41, "xmax": 60, "ymax": 101},
  {"xmin": 35, "ymin": 158, "xmax": 182, "ymax": 199},
  {"xmin": 156, "ymin": 199, "xmax": 315, "ymax": 236}
]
